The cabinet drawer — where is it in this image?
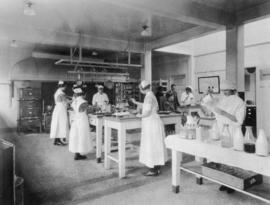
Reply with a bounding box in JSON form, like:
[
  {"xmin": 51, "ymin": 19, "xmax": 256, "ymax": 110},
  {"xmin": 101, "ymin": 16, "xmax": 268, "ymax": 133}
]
[
  {"xmin": 19, "ymin": 118, "xmax": 41, "ymax": 127},
  {"xmin": 19, "ymin": 88, "xmax": 41, "ymax": 100},
  {"xmin": 20, "ymin": 107, "xmax": 41, "ymax": 117},
  {"xmin": 20, "ymin": 100, "xmax": 41, "ymax": 109}
]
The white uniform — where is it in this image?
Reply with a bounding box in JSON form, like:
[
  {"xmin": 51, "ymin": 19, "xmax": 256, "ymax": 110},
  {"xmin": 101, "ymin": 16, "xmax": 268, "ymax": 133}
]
[
  {"xmin": 139, "ymin": 91, "xmax": 167, "ymax": 168},
  {"xmin": 50, "ymin": 89, "xmax": 69, "ymax": 139},
  {"xmin": 92, "ymin": 92, "xmax": 109, "ymax": 107},
  {"xmin": 214, "ymin": 94, "xmax": 246, "ymax": 137},
  {"xmin": 180, "ymin": 92, "xmax": 194, "ymax": 106},
  {"xmin": 69, "ymin": 97, "xmax": 93, "ymax": 154}
]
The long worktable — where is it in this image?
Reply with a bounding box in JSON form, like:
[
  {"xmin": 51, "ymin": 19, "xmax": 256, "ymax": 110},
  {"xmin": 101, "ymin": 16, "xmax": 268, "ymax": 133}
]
[
  {"xmin": 74, "ymin": 105, "xmax": 214, "ymax": 164},
  {"xmin": 104, "ymin": 113, "xmax": 182, "ymax": 178},
  {"xmin": 165, "ymin": 134, "xmax": 270, "ymax": 204}
]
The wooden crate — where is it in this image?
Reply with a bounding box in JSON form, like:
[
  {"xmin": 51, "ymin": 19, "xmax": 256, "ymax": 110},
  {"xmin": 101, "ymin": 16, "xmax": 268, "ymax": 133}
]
[{"xmin": 202, "ymin": 162, "xmax": 263, "ymax": 190}]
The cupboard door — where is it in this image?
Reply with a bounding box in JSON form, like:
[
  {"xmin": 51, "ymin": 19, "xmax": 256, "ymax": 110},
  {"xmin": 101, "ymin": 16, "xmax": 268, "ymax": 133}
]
[{"xmin": 0, "ymin": 145, "xmax": 14, "ymax": 205}]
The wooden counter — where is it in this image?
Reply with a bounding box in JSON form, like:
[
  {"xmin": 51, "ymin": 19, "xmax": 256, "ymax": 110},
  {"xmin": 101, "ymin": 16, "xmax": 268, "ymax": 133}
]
[{"xmin": 104, "ymin": 113, "xmax": 182, "ymax": 178}]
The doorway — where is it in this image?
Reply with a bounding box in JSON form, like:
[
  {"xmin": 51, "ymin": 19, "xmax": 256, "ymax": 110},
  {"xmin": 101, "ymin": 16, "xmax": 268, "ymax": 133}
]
[
  {"xmin": 244, "ymin": 67, "xmax": 256, "ymax": 105},
  {"xmin": 170, "ymin": 74, "xmax": 186, "ymax": 99}
]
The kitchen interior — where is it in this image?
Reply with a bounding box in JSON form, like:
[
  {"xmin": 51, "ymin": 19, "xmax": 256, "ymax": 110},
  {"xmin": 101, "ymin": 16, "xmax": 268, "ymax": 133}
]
[{"xmin": 1, "ymin": 0, "xmax": 270, "ymax": 205}]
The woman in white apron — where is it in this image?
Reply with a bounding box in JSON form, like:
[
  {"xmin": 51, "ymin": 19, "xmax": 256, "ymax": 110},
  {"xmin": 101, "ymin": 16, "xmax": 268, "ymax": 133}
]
[
  {"xmin": 69, "ymin": 87, "xmax": 93, "ymax": 160},
  {"xmin": 50, "ymin": 81, "xmax": 69, "ymax": 145},
  {"xmin": 131, "ymin": 80, "xmax": 167, "ymax": 176},
  {"xmin": 203, "ymin": 80, "xmax": 246, "ymax": 193}
]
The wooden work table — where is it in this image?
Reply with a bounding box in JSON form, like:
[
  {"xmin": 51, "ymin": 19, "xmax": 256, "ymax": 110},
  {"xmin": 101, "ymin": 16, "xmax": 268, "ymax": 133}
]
[
  {"xmin": 165, "ymin": 135, "xmax": 270, "ymax": 204},
  {"xmin": 103, "ymin": 113, "xmax": 182, "ymax": 178},
  {"xmin": 178, "ymin": 104, "xmax": 201, "ymax": 115}
]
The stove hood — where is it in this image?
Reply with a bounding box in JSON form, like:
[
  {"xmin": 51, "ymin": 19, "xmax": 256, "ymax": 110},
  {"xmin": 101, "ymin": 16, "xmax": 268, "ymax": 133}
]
[{"xmin": 10, "ymin": 57, "xmax": 134, "ymax": 82}]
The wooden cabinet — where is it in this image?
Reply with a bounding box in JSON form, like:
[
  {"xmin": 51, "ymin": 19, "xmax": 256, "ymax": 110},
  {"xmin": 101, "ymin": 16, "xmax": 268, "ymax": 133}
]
[{"xmin": 17, "ymin": 88, "xmax": 42, "ymax": 132}]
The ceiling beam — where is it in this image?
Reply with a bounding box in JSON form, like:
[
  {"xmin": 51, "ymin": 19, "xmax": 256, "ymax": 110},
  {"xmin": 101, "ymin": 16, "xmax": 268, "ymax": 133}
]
[
  {"xmin": 151, "ymin": 26, "xmax": 214, "ymax": 49},
  {"xmin": 32, "ymin": 51, "xmax": 104, "ymax": 62},
  {"xmin": 236, "ymin": 1, "xmax": 270, "ymax": 24},
  {"xmin": 99, "ymin": 0, "xmax": 233, "ymax": 29},
  {"xmin": 0, "ymin": 21, "xmax": 145, "ymax": 53}
]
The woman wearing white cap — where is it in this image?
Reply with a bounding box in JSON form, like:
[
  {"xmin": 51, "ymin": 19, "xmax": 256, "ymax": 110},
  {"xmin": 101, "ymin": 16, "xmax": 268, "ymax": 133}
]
[
  {"xmin": 131, "ymin": 80, "xmax": 167, "ymax": 176},
  {"xmin": 69, "ymin": 87, "xmax": 93, "ymax": 160},
  {"xmin": 92, "ymin": 85, "xmax": 109, "ymax": 110},
  {"xmin": 50, "ymin": 81, "xmax": 69, "ymax": 145},
  {"xmin": 203, "ymin": 79, "xmax": 246, "ymax": 193},
  {"xmin": 180, "ymin": 86, "xmax": 194, "ymax": 106}
]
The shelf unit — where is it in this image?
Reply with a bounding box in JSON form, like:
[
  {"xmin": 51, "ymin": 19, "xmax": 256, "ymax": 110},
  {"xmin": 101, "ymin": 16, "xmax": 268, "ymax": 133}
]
[
  {"xmin": 114, "ymin": 82, "xmax": 140, "ymax": 107},
  {"xmin": 181, "ymin": 161, "xmax": 270, "ymax": 204},
  {"xmin": 152, "ymin": 79, "xmax": 169, "ymax": 94}
]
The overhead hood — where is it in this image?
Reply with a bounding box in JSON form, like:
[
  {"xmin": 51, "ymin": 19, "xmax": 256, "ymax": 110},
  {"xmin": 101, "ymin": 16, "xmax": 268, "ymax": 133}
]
[{"xmin": 11, "ymin": 57, "xmax": 136, "ymax": 82}]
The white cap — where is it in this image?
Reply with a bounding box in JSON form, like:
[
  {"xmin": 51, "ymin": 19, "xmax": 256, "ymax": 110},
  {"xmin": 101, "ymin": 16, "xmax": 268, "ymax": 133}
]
[
  {"xmin": 58, "ymin": 80, "xmax": 64, "ymax": 85},
  {"xmin": 140, "ymin": 80, "xmax": 150, "ymax": 89},
  {"xmin": 73, "ymin": 88, "xmax": 83, "ymax": 94},
  {"xmin": 186, "ymin": 86, "xmax": 193, "ymax": 91},
  {"xmin": 97, "ymin": 85, "xmax": 104, "ymax": 89},
  {"xmin": 220, "ymin": 80, "xmax": 236, "ymax": 90}
]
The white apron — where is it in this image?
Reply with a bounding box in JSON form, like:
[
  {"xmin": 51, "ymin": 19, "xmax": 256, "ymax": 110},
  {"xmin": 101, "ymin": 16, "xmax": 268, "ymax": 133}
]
[
  {"xmin": 69, "ymin": 97, "xmax": 93, "ymax": 154},
  {"xmin": 50, "ymin": 89, "xmax": 69, "ymax": 139},
  {"xmin": 139, "ymin": 91, "xmax": 167, "ymax": 168},
  {"xmin": 215, "ymin": 94, "xmax": 246, "ymax": 137}
]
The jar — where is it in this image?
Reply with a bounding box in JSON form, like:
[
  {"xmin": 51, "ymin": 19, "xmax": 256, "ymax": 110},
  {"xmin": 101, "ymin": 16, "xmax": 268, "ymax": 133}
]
[
  {"xmin": 256, "ymin": 129, "xmax": 269, "ymax": 156},
  {"xmin": 244, "ymin": 126, "xmax": 256, "ymax": 153},
  {"xmin": 220, "ymin": 124, "xmax": 233, "ymax": 148},
  {"xmin": 233, "ymin": 127, "xmax": 244, "ymax": 151},
  {"xmin": 210, "ymin": 122, "xmax": 220, "ymax": 140}
]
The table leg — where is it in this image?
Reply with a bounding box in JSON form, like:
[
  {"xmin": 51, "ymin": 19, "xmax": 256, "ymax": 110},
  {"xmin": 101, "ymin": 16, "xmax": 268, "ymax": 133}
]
[
  {"xmin": 196, "ymin": 177, "xmax": 203, "ymax": 185},
  {"xmin": 172, "ymin": 150, "xmax": 182, "ymax": 193},
  {"xmin": 175, "ymin": 118, "xmax": 181, "ymax": 134},
  {"xmin": 96, "ymin": 119, "xmax": 103, "ymax": 163},
  {"xmin": 195, "ymin": 156, "xmax": 204, "ymax": 185},
  {"xmin": 118, "ymin": 124, "xmax": 126, "ymax": 179},
  {"xmin": 104, "ymin": 122, "xmax": 111, "ymax": 169}
]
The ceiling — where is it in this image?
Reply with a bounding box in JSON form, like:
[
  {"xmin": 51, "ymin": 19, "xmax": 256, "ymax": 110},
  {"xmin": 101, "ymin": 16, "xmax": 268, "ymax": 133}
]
[
  {"xmin": 0, "ymin": 0, "xmax": 269, "ymax": 62},
  {"xmin": 192, "ymin": 0, "xmax": 269, "ymax": 12}
]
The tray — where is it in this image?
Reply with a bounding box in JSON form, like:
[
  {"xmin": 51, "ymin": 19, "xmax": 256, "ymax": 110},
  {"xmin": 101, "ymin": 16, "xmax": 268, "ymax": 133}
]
[
  {"xmin": 202, "ymin": 162, "xmax": 263, "ymax": 190},
  {"xmin": 158, "ymin": 111, "xmax": 171, "ymax": 115},
  {"xmin": 92, "ymin": 112, "xmax": 113, "ymax": 116}
]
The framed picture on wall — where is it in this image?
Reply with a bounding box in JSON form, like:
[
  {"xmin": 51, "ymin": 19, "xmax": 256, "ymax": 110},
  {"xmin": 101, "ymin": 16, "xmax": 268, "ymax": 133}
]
[{"xmin": 198, "ymin": 76, "xmax": 220, "ymax": 94}]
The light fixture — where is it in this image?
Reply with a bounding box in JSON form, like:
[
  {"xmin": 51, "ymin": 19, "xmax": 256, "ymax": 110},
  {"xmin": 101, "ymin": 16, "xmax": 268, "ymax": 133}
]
[
  {"xmin": 24, "ymin": 1, "xmax": 36, "ymax": 16},
  {"xmin": 141, "ymin": 25, "xmax": 151, "ymax": 37},
  {"xmin": 10, "ymin": 40, "xmax": 18, "ymax": 48}
]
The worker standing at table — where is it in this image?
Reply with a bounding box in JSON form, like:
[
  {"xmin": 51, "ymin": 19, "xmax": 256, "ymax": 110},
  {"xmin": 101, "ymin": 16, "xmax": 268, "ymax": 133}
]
[
  {"xmin": 167, "ymin": 84, "xmax": 180, "ymax": 110},
  {"xmin": 203, "ymin": 79, "xmax": 246, "ymax": 193},
  {"xmin": 131, "ymin": 80, "xmax": 167, "ymax": 176},
  {"xmin": 69, "ymin": 87, "xmax": 93, "ymax": 160},
  {"xmin": 180, "ymin": 86, "xmax": 194, "ymax": 106},
  {"xmin": 50, "ymin": 81, "xmax": 69, "ymax": 146},
  {"xmin": 92, "ymin": 85, "xmax": 109, "ymax": 111}
]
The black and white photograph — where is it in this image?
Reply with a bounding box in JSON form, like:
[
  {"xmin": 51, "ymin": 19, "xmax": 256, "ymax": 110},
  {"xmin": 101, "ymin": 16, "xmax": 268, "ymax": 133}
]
[{"xmin": 0, "ymin": 0, "xmax": 270, "ymax": 204}]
